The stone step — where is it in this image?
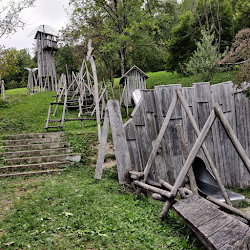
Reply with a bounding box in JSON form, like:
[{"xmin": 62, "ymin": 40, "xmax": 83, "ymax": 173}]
[
  {"xmin": 1, "ymin": 148, "xmax": 73, "ymax": 158},
  {"xmin": 2, "ymin": 142, "xmax": 71, "ymax": 152},
  {"xmin": 5, "ymin": 153, "xmax": 81, "ymax": 165},
  {"xmin": 0, "ymin": 162, "xmax": 70, "ymax": 173},
  {"xmin": 0, "ymin": 169, "xmax": 66, "ymax": 178},
  {"xmin": 2, "ymin": 132, "xmax": 67, "ymax": 140},
  {"xmin": 1, "ymin": 137, "xmax": 63, "ymax": 146}
]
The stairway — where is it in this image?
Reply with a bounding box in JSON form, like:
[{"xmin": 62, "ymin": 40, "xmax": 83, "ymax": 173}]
[{"xmin": 0, "ymin": 132, "xmax": 81, "ymax": 177}]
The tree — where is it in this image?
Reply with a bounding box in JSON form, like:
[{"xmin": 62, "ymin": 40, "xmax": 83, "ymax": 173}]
[
  {"xmin": 62, "ymin": 0, "xmax": 178, "ymax": 82},
  {"xmin": 165, "ymin": 11, "xmax": 198, "ymax": 74},
  {"xmin": 186, "ymin": 29, "xmax": 224, "ymax": 81},
  {"xmin": 0, "ymin": 46, "xmax": 19, "ymax": 79},
  {"xmin": 220, "ymin": 28, "xmax": 250, "ymax": 98},
  {"xmin": 0, "ymin": 0, "xmax": 35, "ymax": 38}
]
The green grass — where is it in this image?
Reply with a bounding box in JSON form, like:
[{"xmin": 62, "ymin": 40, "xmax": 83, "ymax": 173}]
[
  {"xmin": 0, "ymin": 132, "xmax": 203, "ymax": 249},
  {"xmin": 114, "ymin": 70, "xmax": 234, "ymax": 89},
  {"xmin": 0, "ymin": 89, "xmax": 98, "ymax": 136}
]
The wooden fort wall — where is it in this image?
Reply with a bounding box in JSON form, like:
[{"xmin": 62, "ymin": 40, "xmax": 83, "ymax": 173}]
[{"xmin": 123, "ymin": 81, "xmax": 250, "ymax": 188}]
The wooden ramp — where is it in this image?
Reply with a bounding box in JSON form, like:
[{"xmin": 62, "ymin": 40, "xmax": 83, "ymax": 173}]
[{"xmin": 172, "ymin": 195, "xmax": 250, "ymax": 249}]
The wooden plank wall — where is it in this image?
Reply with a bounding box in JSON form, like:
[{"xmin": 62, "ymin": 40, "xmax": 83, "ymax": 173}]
[
  {"xmin": 123, "ymin": 82, "xmax": 250, "ymax": 188},
  {"xmin": 123, "ymin": 70, "xmax": 147, "ymax": 107}
]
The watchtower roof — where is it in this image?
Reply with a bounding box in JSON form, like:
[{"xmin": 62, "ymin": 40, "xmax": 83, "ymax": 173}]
[{"xmin": 31, "ymin": 25, "xmax": 59, "ymax": 39}]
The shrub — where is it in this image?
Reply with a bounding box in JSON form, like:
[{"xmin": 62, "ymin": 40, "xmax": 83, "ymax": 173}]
[
  {"xmin": 219, "ymin": 28, "xmax": 250, "ymax": 98},
  {"xmin": 6, "ymin": 80, "xmax": 18, "ymax": 89},
  {"xmin": 186, "ymin": 29, "xmax": 224, "ymax": 82}
]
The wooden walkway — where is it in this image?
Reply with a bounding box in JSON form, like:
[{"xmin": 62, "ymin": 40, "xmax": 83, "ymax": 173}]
[{"xmin": 172, "ymin": 195, "xmax": 250, "ymax": 249}]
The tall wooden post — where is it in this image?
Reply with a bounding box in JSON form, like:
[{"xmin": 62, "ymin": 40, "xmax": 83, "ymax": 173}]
[
  {"xmin": 87, "ymin": 40, "xmax": 101, "ymax": 143},
  {"xmin": 1, "ymin": 80, "xmax": 5, "ymax": 101}
]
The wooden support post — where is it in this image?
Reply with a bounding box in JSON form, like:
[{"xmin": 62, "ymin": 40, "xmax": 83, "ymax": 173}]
[
  {"xmin": 176, "ymin": 90, "xmax": 232, "ymax": 206},
  {"xmin": 1, "ymin": 80, "xmax": 5, "ymax": 101},
  {"xmin": 45, "ymin": 103, "xmax": 52, "ymax": 130},
  {"xmin": 94, "ymin": 108, "xmax": 110, "ymax": 180},
  {"xmin": 61, "ymin": 88, "xmax": 68, "ymax": 129},
  {"xmin": 175, "ymin": 124, "xmax": 199, "ymax": 195},
  {"xmin": 108, "ymin": 99, "xmax": 132, "ymax": 184},
  {"xmin": 214, "ymin": 103, "xmax": 250, "ymax": 174},
  {"xmin": 87, "ymin": 40, "xmax": 101, "ymax": 143},
  {"xmin": 143, "ymin": 94, "xmax": 178, "ymax": 183},
  {"xmin": 161, "ymin": 109, "xmax": 216, "ymax": 219}
]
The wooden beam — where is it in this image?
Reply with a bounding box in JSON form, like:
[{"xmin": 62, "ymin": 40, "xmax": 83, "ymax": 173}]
[
  {"xmin": 214, "ymin": 103, "xmax": 250, "ymax": 174},
  {"xmin": 161, "ymin": 108, "xmax": 216, "ymax": 219},
  {"xmin": 108, "ymin": 99, "xmax": 132, "ymax": 184},
  {"xmin": 94, "ymin": 108, "xmax": 110, "ymax": 180},
  {"xmin": 143, "ymin": 94, "xmax": 178, "ymax": 182},
  {"xmin": 176, "ymin": 90, "xmax": 232, "ymax": 206},
  {"xmin": 134, "ymin": 180, "xmax": 171, "ymax": 198},
  {"xmin": 175, "ymin": 124, "xmax": 199, "ymax": 195}
]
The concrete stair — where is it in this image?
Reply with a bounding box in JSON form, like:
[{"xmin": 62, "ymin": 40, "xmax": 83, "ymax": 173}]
[{"xmin": 0, "ymin": 132, "xmax": 81, "ymax": 178}]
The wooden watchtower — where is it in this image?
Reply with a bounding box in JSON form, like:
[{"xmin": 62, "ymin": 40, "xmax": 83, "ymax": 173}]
[
  {"xmin": 34, "ymin": 25, "xmax": 58, "ymax": 90},
  {"xmin": 119, "ymin": 65, "xmax": 149, "ymax": 113}
]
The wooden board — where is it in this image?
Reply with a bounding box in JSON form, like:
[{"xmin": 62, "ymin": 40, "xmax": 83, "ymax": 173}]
[
  {"xmin": 107, "ymin": 100, "xmax": 132, "ymax": 184},
  {"xmin": 172, "ymin": 195, "xmax": 250, "ymax": 250}
]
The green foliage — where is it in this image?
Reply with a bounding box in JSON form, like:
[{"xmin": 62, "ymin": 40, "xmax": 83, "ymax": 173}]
[
  {"xmin": 5, "ymin": 80, "xmax": 18, "ymax": 90},
  {"xmin": 220, "ymin": 28, "xmax": 250, "ymax": 98},
  {"xmin": 186, "ymin": 29, "xmax": 224, "ymax": 81},
  {"xmin": 165, "ymin": 11, "xmax": 198, "ymax": 74},
  {"xmin": 55, "ymin": 45, "xmax": 83, "ymax": 75},
  {"xmin": 0, "ymin": 48, "xmax": 35, "ymax": 87}
]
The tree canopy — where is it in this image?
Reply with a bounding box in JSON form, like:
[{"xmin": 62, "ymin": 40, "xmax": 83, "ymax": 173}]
[{"xmin": 0, "ymin": 0, "xmax": 36, "ymax": 38}]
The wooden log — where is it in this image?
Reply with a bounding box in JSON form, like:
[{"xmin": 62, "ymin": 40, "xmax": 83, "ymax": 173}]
[
  {"xmin": 175, "ymin": 124, "xmax": 199, "ymax": 195},
  {"xmin": 159, "ymin": 179, "xmax": 192, "ymax": 196},
  {"xmin": 214, "ymin": 103, "xmax": 250, "ymax": 174},
  {"xmin": 130, "ymin": 174, "xmax": 140, "ymax": 180},
  {"xmin": 146, "ymin": 179, "xmax": 163, "ymax": 188},
  {"xmin": 87, "ymin": 40, "xmax": 101, "ymax": 143},
  {"xmin": 206, "ymin": 195, "xmax": 250, "ymax": 223},
  {"xmin": 108, "ymin": 99, "xmax": 132, "ymax": 184},
  {"xmin": 161, "ymin": 109, "xmax": 216, "ymax": 219},
  {"xmin": 94, "ymin": 109, "xmax": 110, "ymax": 180},
  {"xmin": 143, "ymin": 94, "xmax": 178, "ymax": 182},
  {"xmin": 134, "ymin": 180, "xmax": 171, "ymax": 198},
  {"xmin": 152, "ymin": 193, "xmax": 167, "ymax": 202},
  {"xmin": 128, "ymin": 171, "xmax": 144, "ymax": 178},
  {"xmin": 177, "ymin": 90, "xmax": 232, "ymax": 206}
]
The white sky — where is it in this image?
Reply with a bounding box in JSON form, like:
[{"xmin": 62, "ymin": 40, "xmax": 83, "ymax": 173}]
[{"xmin": 0, "ymin": 0, "xmax": 69, "ymax": 54}]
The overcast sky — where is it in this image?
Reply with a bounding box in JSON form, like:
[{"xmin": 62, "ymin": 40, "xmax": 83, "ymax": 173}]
[{"xmin": 0, "ymin": 0, "xmax": 69, "ymax": 53}]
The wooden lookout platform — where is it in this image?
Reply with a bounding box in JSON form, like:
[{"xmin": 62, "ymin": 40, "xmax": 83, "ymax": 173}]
[{"xmin": 172, "ymin": 195, "xmax": 250, "ymax": 249}]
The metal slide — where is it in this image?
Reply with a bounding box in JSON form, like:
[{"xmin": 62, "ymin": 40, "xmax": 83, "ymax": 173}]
[{"xmin": 192, "ymin": 157, "xmax": 245, "ymax": 206}]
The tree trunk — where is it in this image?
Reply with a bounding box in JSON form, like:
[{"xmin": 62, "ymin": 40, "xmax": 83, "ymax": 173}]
[
  {"xmin": 203, "ymin": 0, "xmax": 210, "ymax": 31},
  {"xmin": 192, "ymin": 0, "xmax": 203, "ymax": 30},
  {"xmin": 120, "ymin": 46, "xmax": 127, "ymax": 76}
]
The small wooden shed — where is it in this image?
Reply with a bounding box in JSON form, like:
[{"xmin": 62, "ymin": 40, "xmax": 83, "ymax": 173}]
[{"xmin": 119, "ymin": 65, "xmax": 149, "ymax": 111}]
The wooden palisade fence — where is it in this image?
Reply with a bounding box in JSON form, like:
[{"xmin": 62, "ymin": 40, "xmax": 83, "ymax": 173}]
[{"xmin": 124, "ymin": 82, "xmax": 250, "ymax": 188}]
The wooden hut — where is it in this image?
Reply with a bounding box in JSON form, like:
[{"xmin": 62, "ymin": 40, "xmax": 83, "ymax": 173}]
[
  {"xmin": 34, "ymin": 25, "xmax": 58, "ymax": 91},
  {"xmin": 119, "ymin": 65, "xmax": 149, "ymax": 112}
]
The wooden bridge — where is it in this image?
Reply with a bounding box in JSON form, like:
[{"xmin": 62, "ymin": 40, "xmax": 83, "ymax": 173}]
[{"xmin": 172, "ymin": 195, "xmax": 250, "ymax": 249}]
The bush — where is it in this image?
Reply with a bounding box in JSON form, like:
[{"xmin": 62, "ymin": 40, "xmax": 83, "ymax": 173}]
[
  {"xmin": 19, "ymin": 79, "xmax": 27, "ymax": 88},
  {"xmin": 6, "ymin": 80, "xmax": 19, "ymax": 89},
  {"xmin": 186, "ymin": 29, "xmax": 224, "ymax": 82}
]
